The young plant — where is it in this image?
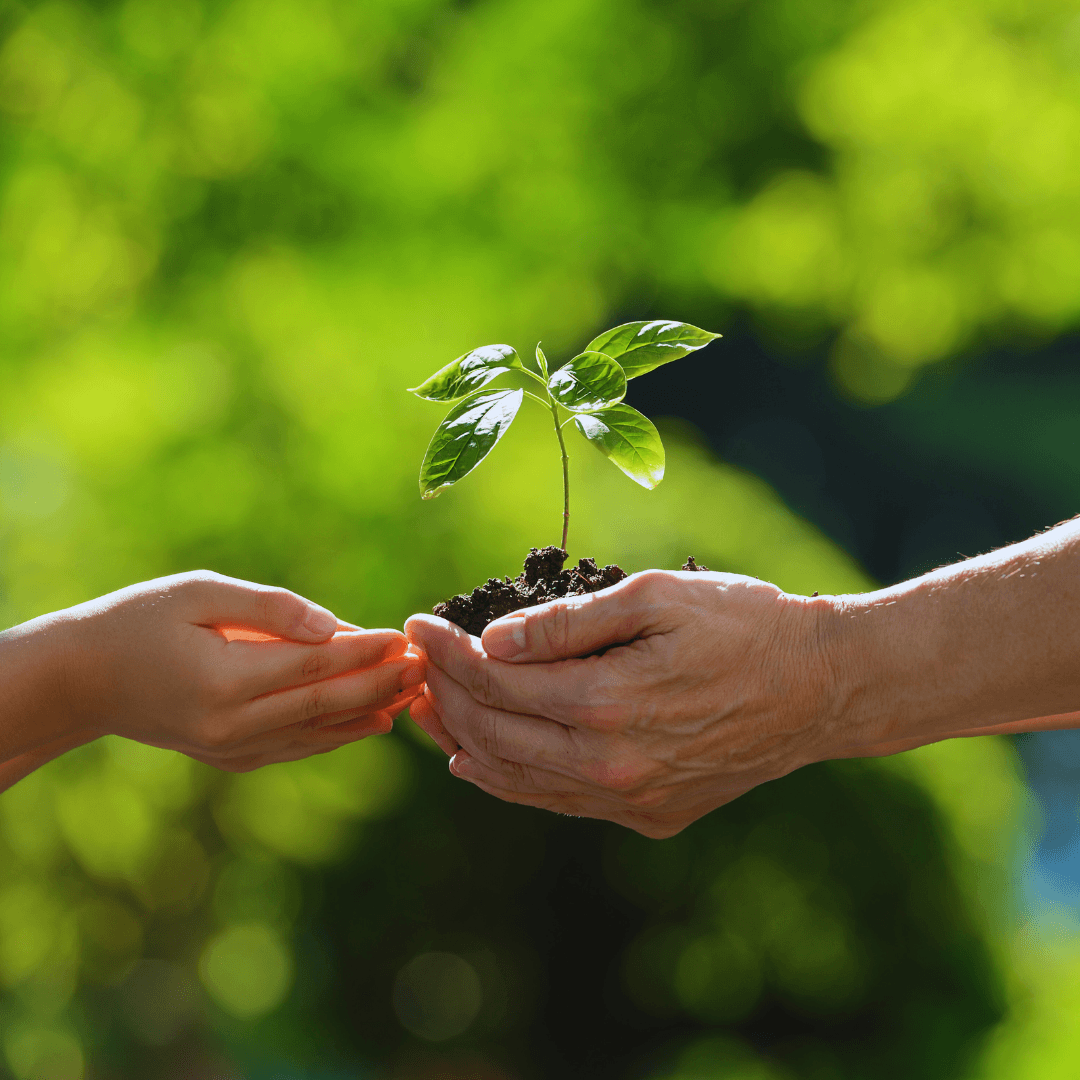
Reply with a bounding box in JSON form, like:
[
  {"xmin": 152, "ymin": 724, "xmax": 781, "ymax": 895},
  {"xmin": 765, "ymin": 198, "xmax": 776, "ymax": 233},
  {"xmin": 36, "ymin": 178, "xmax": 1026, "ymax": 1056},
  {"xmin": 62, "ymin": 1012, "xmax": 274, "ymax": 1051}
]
[{"xmin": 408, "ymin": 320, "xmax": 720, "ymax": 552}]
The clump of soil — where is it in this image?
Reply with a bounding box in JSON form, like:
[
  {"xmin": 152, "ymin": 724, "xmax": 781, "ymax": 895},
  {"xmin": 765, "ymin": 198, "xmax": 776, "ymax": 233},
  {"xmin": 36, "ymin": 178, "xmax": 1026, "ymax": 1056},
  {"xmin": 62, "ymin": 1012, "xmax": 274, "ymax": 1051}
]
[{"xmin": 434, "ymin": 547, "xmax": 710, "ymax": 636}]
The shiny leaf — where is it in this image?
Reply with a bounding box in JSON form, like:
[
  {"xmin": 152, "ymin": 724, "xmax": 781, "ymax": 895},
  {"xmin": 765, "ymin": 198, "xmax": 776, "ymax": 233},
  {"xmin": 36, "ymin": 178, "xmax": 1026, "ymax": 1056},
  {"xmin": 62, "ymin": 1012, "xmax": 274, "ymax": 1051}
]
[
  {"xmin": 573, "ymin": 404, "xmax": 665, "ymax": 489},
  {"xmin": 535, "ymin": 343, "xmax": 549, "ymax": 380},
  {"xmin": 408, "ymin": 344, "xmax": 521, "ymax": 402},
  {"xmin": 419, "ymin": 389, "xmax": 524, "ymax": 498},
  {"xmin": 585, "ymin": 320, "xmax": 721, "ymax": 379},
  {"xmin": 547, "ymin": 351, "xmax": 627, "ymax": 412}
]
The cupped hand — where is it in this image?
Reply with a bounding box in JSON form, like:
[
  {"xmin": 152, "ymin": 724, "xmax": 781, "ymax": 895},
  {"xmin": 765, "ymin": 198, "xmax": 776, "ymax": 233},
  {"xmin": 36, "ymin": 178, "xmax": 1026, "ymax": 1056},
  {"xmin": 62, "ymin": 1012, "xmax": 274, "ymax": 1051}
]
[
  {"xmin": 406, "ymin": 569, "xmax": 840, "ymax": 838},
  {"xmin": 55, "ymin": 570, "xmax": 424, "ymax": 772}
]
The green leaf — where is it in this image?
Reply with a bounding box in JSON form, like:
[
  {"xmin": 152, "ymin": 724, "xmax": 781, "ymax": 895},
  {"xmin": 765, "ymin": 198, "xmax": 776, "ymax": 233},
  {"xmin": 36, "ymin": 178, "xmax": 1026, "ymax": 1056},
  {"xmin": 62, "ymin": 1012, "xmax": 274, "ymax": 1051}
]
[
  {"xmin": 408, "ymin": 344, "xmax": 521, "ymax": 402},
  {"xmin": 419, "ymin": 388, "xmax": 524, "ymax": 498},
  {"xmin": 585, "ymin": 320, "xmax": 721, "ymax": 379},
  {"xmin": 547, "ymin": 351, "xmax": 627, "ymax": 412},
  {"xmin": 573, "ymin": 404, "xmax": 665, "ymax": 489},
  {"xmin": 535, "ymin": 343, "xmax": 549, "ymax": 380}
]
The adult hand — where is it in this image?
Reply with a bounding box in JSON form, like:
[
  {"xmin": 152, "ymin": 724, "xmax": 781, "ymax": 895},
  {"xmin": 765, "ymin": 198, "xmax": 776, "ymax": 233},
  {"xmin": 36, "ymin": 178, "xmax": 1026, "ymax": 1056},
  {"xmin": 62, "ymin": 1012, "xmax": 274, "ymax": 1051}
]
[
  {"xmin": 406, "ymin": 570, "xmax": 838, "ymax": 838},
  {"xmin": 6, "ymin": 570, "xmax": 423, "ymax": 775}
]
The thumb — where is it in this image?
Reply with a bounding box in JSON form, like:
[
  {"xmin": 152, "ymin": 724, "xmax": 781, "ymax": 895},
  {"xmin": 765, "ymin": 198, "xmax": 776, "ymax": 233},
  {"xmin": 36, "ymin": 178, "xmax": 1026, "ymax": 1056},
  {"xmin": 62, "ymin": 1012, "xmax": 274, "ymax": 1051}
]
[
  {"xmin": 481, "ymin": 577, "xmax": 650, "ymax": 662},
  {"xmin": 186, "ymin": 572, "xmax": 340, "ymax": 643}
]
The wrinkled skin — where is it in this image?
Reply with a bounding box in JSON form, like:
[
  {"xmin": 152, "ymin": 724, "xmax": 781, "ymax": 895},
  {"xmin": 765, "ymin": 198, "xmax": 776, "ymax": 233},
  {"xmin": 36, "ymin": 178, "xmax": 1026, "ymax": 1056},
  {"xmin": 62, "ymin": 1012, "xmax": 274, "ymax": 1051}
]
[
  {"xmin": 409, "ymin": 519, "xmax": 1080, "ymax": 838},
  {"xmin": 407, "ymin": 569, "xmax": 838, "ymax": 839}
]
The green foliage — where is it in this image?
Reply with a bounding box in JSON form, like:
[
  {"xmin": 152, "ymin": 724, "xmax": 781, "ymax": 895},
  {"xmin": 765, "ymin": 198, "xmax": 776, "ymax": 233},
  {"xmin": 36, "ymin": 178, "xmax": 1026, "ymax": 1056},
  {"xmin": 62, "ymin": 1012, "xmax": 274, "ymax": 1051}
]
[
  {"xmin": 411, "ymin": 321, "xmax": 717, "ymax": 545},
  {"xmin": 586, "ymin": 321, "xmax": 722, "ymax": 380},
  {"xmin": 547, "ymin": 351, "xmax": 627, "ymax": 413},
  {"xmin": 417, "ymin": 388, "xmax": 525, "ymax": 501},
  {"xmin": 574, "ymin": 405, "xmax": 666, "ymax": 490},
  {"xmin": 0, "ymin": 0, "xmax": 1068, "ymax": 1075},
  {"xmin": 406, "ymin": 344, "xmax": 522, "ymax": 403}
]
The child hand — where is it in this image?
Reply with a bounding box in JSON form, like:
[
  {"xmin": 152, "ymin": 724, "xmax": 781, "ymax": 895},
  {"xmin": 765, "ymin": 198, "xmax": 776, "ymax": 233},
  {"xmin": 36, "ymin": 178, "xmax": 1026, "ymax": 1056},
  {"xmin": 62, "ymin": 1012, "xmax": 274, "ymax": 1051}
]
[{"xmin": 37, "ymin": 570, "xmax": 423, "ymax": 772}]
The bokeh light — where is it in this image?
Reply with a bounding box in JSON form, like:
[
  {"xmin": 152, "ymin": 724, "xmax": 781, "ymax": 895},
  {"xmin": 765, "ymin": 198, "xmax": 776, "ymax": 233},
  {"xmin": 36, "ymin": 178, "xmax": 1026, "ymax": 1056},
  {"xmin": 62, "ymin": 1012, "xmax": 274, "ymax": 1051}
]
[{"xmin": 0, "ymin": 0, "xmax": 1074, "ymax": 1075}]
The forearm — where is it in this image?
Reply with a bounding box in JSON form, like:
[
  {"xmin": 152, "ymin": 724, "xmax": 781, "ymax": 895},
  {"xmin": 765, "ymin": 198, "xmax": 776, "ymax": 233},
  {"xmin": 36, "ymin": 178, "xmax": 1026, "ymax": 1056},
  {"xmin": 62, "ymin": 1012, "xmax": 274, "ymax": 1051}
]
[
  {"xmin": 824, "ymin": 517, "xmax": 1080, "ymax": 754},
  {"xmin": 0, "ymin": 613, "xmax": 87, "ymax": 764},
  {"xmin": 0, "ymin": 732, "xmax": 99, "ymax": 793}
]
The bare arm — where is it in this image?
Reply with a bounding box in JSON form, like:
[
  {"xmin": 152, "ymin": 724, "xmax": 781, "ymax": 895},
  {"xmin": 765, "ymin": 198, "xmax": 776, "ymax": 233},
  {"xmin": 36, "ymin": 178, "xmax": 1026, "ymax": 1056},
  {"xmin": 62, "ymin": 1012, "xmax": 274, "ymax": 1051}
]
[
  {"xmin": 829, "ymin": 516, "xmax": 1080, "ymax": 752},
  {"xmin": 0, "ymin": 734, "xmax": 99, "ymax": 793},
  {"xmin": 407, "ymin": 518, "xmax": 1080, "ymax": 837}
]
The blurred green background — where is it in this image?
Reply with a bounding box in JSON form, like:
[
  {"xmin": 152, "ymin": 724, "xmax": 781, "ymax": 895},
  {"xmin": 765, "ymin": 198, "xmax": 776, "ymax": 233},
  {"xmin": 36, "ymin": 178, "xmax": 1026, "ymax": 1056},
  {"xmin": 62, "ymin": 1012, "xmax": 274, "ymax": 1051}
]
[{"xmin": 1, "ymin": 0, "xmax": 1079, "ymax": 1076}]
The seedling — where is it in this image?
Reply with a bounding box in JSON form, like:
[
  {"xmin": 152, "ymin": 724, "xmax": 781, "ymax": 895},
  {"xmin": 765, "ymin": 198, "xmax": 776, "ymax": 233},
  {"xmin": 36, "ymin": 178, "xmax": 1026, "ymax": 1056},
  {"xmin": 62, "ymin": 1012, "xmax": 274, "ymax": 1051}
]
[{"xmin": 408, "ymin": 320, "xmax": 720, "ymax": 553}]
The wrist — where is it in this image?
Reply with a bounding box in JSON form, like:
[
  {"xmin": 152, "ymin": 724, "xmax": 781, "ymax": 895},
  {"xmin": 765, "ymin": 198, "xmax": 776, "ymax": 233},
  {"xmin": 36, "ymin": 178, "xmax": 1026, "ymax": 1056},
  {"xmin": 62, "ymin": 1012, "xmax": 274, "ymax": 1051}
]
[
  {"xmin": 0, "ymin": 611, "xmax": 94, "ymax": 761},
  {"xmin": 811, "ymin": 592, "xmax": 906, "ymax": 757},
  {"xmin": 813, "ymin": 576, "xmax": 990, "ymax": 757},
  {"xmin": 773, "ymin": 592, "xmax": 876, "ymax": 765}
]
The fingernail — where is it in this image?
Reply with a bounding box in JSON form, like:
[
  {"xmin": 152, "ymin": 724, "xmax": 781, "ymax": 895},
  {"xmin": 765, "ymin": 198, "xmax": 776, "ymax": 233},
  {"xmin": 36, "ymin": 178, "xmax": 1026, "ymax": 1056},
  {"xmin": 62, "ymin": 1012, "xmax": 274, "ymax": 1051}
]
[
  {"xmin": 401, "ymin": 663, "xmax": 426, "ymax": 688},
  {"xmin": 450, "ymin": 752, "xmax": 474, "ymax": 777},
  {"xmin": 484, "ymin": 616, "xmax": 527, "ymax": 659},
  {"xmin": 304, "ymin": 605, "xmax": 338, "ymax": 637}
]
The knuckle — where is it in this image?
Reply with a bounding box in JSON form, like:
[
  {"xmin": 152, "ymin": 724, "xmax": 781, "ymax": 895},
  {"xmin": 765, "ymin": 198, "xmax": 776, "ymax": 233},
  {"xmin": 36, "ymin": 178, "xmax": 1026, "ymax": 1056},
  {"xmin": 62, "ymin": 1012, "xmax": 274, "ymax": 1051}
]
[
  {"xmin": 301, "ymin": 650, "xmax": 332, "ymax": 680},
  {"xmin": 263, "ymin": 586, "xmax": 303, "ymax": 630},
  {"xmin": 259, "ymin": 589, "xmax": 278, "ymax": 627},
  {"xmin": 184, "ymin": 569, "xmax": 219, "ymax": 586},
  {"xmin": 631, "ymin": 568, "xmax": 671, "ymax": 598},
  {"xmin": 537, "ymin": 603, "xmax": 572, "ymax": 652},
  {"xmin": 194, "ymin": 716, "xmax": 234, "ymax": 751},
  {"xmin": 471, "ymin": 709, "xmax": 504, "ymax": 759},
  {"xmin": 183, "ymin": 569, "xmax": 224, "ymax": 597},
  {"xmin": 463, "ymin": 663, "xmax": 503, "ymax": 709},
  {"xmin": 587, "ymin": 755, "xmax": 643, "ymax": 793},
  {"xmin": 171, "ymin": 570, "xmax": 214, "ymax": 601},
  {"xmin": 500, "ymin": 757, "xmax": 529, "ymax": 787},
  {"xmin": 626, "ymin": 786, "xmax": 666, "ymax": 810},
  {"xmin": 300, "ymin": 683, "xmax": 327, "ymax": 722},
  {"xmin": 577, "ymin": 701, "xmax": 633, "ymax": 734},
  {"xmin": 370, "ymin": 665, "xmax": 403, "ymax": 704}
]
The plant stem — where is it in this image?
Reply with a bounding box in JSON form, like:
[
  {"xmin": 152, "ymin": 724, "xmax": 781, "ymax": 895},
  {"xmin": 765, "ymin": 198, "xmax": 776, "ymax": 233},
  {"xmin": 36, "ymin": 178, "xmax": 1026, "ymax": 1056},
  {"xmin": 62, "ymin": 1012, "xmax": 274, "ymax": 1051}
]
[
  {"xmin": 521, "ymin": 367, "xmax": 549, "ymax": 388},
  {"xmin": 549, "ymin": 398, "xmax": 570, "ymax": 551}
]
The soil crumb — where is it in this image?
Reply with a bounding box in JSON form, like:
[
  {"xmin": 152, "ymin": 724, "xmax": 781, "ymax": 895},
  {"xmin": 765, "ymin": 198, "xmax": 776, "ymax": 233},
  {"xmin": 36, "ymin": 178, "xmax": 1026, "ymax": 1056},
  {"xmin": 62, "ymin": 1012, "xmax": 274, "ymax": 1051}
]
[
  {"xmin": 435, "ymin": 548, "xmax": 709, "ymax": 636},
  {"xmin": 682, "ymin": 556, "xmax": 710, "ymax": 572}
]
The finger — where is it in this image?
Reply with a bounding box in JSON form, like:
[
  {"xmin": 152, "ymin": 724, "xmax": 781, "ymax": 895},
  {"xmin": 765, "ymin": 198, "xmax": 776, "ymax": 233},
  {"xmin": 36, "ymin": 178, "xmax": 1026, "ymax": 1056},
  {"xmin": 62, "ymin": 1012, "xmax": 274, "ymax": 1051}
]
[
  {"xmin": 458, "ymin": 773, "xmax": 686, "ymax": 838},
  {"xmin": 450, "ymin": 748, "xmax": 612, "ymax": 798},
  {"xmin": 240, "ymin": 657, "xmax": 424, "ymax": 735},
  {"xmin": 424, "ymin": 664, "xmax": 593, "ymax": 782},
  {"xmin": 450, "ymin": 747, "xmax": 677, "ymax": 817},
  {"xmin": 407, "ymin": 614, "xmax": 615, "ymax": 727},
  {"xmin": 192, "ymin": 715, "xmax": 393, "ymax": 771},
  {"xmin": 454, "ymin": 772, "xmax": 605, "ymax": 820},
  {"xmin": 480, "ymin": 572, "xmax": 658, "ymax": 662},
  {"xmin": 182, "ymin": 571, "xmax": 341, "ymax": 643},
  {"xmin": 279, "ymin": 683, "xmax": 422, "ymax": 731},
  {"xmin": 409, "ymin": 690, "xmax": 459, "ymax": 756},
  {"xmin": 221, "ymin": 618, "xmax": 365, "ymax": 642},
  {"xmin": 225, "ymin": 629, "xmax": 410, "ymax": 698}
]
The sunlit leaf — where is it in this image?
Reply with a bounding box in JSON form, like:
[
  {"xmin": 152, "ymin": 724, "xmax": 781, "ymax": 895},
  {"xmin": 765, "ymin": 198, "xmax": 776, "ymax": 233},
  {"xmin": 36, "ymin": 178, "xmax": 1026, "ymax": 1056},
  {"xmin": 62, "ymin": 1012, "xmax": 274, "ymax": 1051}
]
[
  {"xmin": 573, "ymin": 404, "xmax": 665, "ymax": 488},
  {"xmin": 585, "ymin": 321, "xmax": 720, "ymax": 379},
  {"xmin": 408, "ymin": 344, "xmax": 521, "ymax": 402},
  {"xmin": 419, "ymin": 389, "xmax": 524, "ymax": 498},
  {"xmin": 535, "ymin": 343, "xmax": 549, "ymax": 380},
  {"xmin": 547, "ymin": 351, "xmax": 627, "ymax": 412}
]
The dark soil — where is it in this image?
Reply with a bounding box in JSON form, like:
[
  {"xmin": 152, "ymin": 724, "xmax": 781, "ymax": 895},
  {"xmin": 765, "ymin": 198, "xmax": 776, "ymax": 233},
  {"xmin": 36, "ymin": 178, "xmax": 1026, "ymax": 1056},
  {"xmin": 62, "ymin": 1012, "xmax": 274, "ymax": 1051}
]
[{"xmin": 434, "ymin": 547, "xmax": 710, "ymax": 636}]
